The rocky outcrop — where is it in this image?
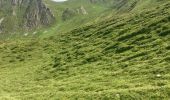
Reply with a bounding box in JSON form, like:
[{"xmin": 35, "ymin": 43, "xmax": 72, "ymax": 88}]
[
  {"xmin": 89, "ymin": 0, "xmax": 139, "ymax": 12},
  {"xmin": 62, "ymin": 8, "xmax": 76, "ymax": 21},
  {"xmin": 23, "ymin": 0, "xmax": 55, "ymax": 28},
  {"xmin": 112, "ymin": 0, "xmax": 139, "ymax": 12},
  {"xmin": 62, "ymin": 6, "xmax": 88, "ymax": 21},
  {"xmin": 76, "ymin": 6, "xmax": 88, "ymax": 15},
  {"xmin": 0, "ymin": 17, "xmax": 4, "ymax": 33},
  {"xmin": 0, "ymin": 0, "xmax": 55, "ymax": 33}
]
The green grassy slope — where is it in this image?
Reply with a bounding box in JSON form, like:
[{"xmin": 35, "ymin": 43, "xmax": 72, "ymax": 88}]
[
  {"xmin": 0, "ymin": 0, "xmax": 111, "ymax": 39},
  {"xmin": 0, "ymin": 0, "xmax": 170, "ymax": 99},
  {"xmin": 40, "ymin": 0, "xmax": 169, "ymax": 37},
  {"xmin": 41, "ymin": 0, "xmax": 112, "ymax": 36}
]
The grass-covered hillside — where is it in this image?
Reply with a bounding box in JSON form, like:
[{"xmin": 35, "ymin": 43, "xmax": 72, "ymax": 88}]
[
  {"xmin": 43, "ymin": 0, "xmax": 111, "ymax": 34},
  {"xmin": 41, "ymin": 0, "xmax": 169, "ymax": 37},
  {"xmin": 0, "ymin": 0, "xmax": 170, "ymax": 99},
  {"xmin": 0, "ymin": 0, "xmax": 112, "ymax": 38}
]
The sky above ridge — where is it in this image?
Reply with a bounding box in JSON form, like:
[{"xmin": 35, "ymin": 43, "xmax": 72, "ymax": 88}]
[{"xmin": 51, "ymin": 0, "xmax": 68, "ymax": 2}]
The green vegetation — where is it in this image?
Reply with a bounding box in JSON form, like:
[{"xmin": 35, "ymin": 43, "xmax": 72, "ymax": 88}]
[
  {"xmin": 0, "ymin": 0, "xmax": 170, "ymax": 99},
  {"xmin": 42, "ymin": 0, "xmax": 111, "ymax": 35}
]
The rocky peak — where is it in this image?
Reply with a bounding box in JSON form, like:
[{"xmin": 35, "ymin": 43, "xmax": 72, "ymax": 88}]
[
  {"xmin": 23, "ymin": 0, "xmax": 55, "ymax": 28},
  {"xmin": 0, "ymin": 0, "xmax": 55, "ymax": 33}
]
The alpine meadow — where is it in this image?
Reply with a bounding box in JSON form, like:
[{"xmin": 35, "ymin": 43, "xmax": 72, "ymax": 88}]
[{"xmin": 0, "ymin": 0, "xmax": 170, "ymax": 99}]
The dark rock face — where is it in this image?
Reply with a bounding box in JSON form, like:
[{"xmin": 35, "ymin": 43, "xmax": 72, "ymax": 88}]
[
  {"xmin": 62, "ymin": 8, "xmax": 76, "ymax": 21},
  {"xmin": 112, "ymin": 0, "xmax": 139, "ymax": 12},
  {"xmin": 89, "ymin": 0, "xmax": 139, "ymax": 12},
  {"xmin": 62, "ymin": 6, "xmax": 88, "ymax": 21},
  {"xmin": 23, "ymin": 0, "xmax": 55, "ymax": 28},
  {"xmin": 0, "ymin": 0, "xmax": 55, "ymax": 33}
]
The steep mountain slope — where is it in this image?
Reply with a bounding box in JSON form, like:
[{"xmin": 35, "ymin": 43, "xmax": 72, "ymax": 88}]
[
  {"xmin": 41, "ymin": 0, "xmax": 168, "ymax": 36},
  {"xmin": 0, "ymin": 0, "xmax": 55, "ymax": 33},
  {"xmin": 42, "ymin": 0, "xmax": 111, "ymax": 34},
  {"xmin": 0, "ymin": 0, "xmax": 169, "ymax": 99}
]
